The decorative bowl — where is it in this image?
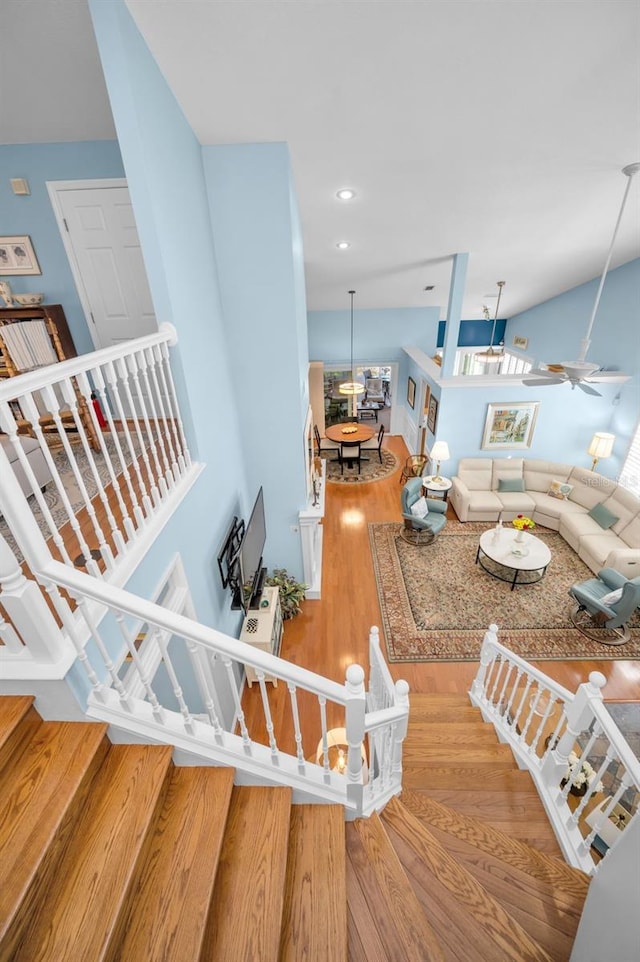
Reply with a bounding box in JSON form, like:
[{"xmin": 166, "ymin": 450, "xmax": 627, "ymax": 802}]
[{"xmin": 14, "ymin": 293, "xmax": 44, "ymax": 306}]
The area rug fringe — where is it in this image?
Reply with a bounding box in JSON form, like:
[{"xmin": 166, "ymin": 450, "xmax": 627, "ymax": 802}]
[{"xmin": 368, "ymin": 521, "xmax": 640, "ymax": 663}]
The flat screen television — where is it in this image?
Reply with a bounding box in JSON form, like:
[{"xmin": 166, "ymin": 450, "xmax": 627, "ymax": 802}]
[{"xmin": 235, "ymin": 486, "xmax": 267, "ymax": 612}]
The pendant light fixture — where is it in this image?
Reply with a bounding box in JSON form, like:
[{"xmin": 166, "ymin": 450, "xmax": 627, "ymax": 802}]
[
  {"xmin": 476, "ymin": 280, "xmax": 506, "ymax": 363},
  {"xmin": 338, "ymin": 289, "xmax": 365, "ymax": 395}
]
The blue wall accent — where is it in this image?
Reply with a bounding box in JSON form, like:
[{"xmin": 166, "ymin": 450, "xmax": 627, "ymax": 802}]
[
  {"xmin": 0, "ymin": 141, "xmax": 125, "ymax": 354},
  {"xmin": 436, "ymin": 318, "xmax": 507, "ymax": 348}
]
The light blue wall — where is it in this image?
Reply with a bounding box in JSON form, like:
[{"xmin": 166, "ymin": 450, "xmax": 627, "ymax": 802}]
[
  {"xmin": 202, "ymin": 142, "xmax": 308, "ymax": 576},
  {"xmin": 0, "ymin": 141, "xmax": 124, "ymax": 354},
  {"xmin": 308, "ymin": 305, "xmax": 441, "ymax": 363}
]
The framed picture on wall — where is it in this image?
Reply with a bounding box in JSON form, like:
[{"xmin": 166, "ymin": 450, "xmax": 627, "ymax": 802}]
[
  {"xmin": 407, "ymin": 376, "xmax": 416, "ymax": 409},
  {"xmin": 0, "ymin": 235, "xmax": 41, "ymax": 275},
  {"xmin": 481, "ymin": 401, "xmax": 539, "ymax": 450},
  {"xmin": 427, "ymin": 394, "xmax": 438, "ymax": 433}
]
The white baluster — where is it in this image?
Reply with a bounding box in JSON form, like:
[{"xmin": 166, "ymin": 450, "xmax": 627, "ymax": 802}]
[
  {"xmin": 184, "ymin": 637, "xmax": 225, "ymax": 741},
  {"xmin": 158, "ymin": 340, "xmax": 191, "ymax": 470},
  {"xmin": 71, "ymin": 594, "xmax": 136, "ymax": 712},
  {"xmin": 113, "ymin": 611, "xmax": 166, "ymax": 724},
  {"xmin": 318, "ymin": 695, "xmax": 330, "ymax": 780},
  {"xmin": 144, "ymin": 346, "xmax": 179, "ymax": 485},
  {"xmin": 223, "ymin": 656, "xmax": 251, "ymax": 750},
  {"xmin": 122, "ymin": 355, "xmax": 165, "ymax": 500},
  {"xmin": 136, "ymin": 348, "xmax": 173, "ymax": 493},
  {"xmin": 153, "ymin": 629, "xmax": 196, "ymax": 734},
  {"xmin": 105, "ymin": 359, "xmax": 156, "ymax": 515},
  {"xmin": 287, "ymin": 682, "xmax": 306, "ymax": 772},
  {"xmin": 471, "ymin": 626, "xmax": 498, "ymax": 701},
  {"xmin": 40, "ymin": 578, "xmax": 106, "ymax": 700},
  {"xmin": 257, "ymin": 673, "xmax": 279, "ymax": 765},
  {"xmin": 391, "ymin": 679, "xmax": 410, "ymax": 781}
]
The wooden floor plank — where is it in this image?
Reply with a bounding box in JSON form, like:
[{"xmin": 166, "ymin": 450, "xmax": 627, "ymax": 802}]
[
  {"xmin": 202, "ymin": 786, "xmax": 292, "ymax": 962},
  {"xmin": 0, "ymin": 720, "xmax": 109, "ymax": 949},
  {"xmin": 106, "ymin": 767, "xmax": 235, "ymax": 962},
  {"xmin": 279, "ymin": 804, "xmax": 347, "ymax": 962},
  {"xmin": 346, "ymin": 814, "xmax": 445, "ymax": 962},
  {"xmin": 9, "ymin": 743, "xmax": 173, "ymax": 962}
]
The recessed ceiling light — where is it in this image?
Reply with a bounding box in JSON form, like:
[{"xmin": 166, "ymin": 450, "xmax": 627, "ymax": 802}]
[
  {"xmin": 336, "ymin": 188, "xmax": 356, "ymax": 201},
  {"xmin": 336, "ymin": 241, "xmax": 351, "ymax": 249},
  {"xmin": 424, "ymin": 285, "xmax": 435, "ymax": 292}
]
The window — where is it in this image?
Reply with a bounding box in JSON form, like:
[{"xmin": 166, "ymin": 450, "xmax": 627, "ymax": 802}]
[{"xmin": 619, "ymin": 421, "xmax": 640, "ymax": 496}]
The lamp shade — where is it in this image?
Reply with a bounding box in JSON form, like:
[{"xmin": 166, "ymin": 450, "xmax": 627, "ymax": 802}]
[
  {"xmin": 430, "ymin": 441, "xmax": 450, "ymax": 463},
  {"xmin": 588, "ymin": 432, "xmax": 615, "ymax": 460}
]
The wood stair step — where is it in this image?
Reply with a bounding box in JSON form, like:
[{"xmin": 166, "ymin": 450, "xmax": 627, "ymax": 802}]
[
  {"xmin": 8, "ymin": 742, "xmax": 174, "ymax": 962},
  {"xmin": 346, "ymin": 812, "xmax": 444, "ymax": 962},
  {"xmin": 106, "ymin": 766, "xmax": 235, "ymax": 962},
  {"xmin": 0, "ymin": 695, "xmax": 41, "ymax": 775},
  {"xmin": 202, "ymin": 785, "xmax": 292, "ymax": 962},
  {"xmin": 279, "ymin": 804, "xmax": 348, "ymax": 962},
  {"xmin": 405, "ymin": 722, "xmax": 501, "ymax": 746},
  {"xmin": 0, "ymin": 719, "xmax": 109, "ymax": 949},
  {"xmin": 402, "ymin": 743, "xmax": 517, "ymax": 767},
  {"xmin": 403, "ymin": 767, "xmax": 535, "ymax": 791},
  {"xmin": 381, "ymin": 797, "xmax": 554, "ymax": 962}
]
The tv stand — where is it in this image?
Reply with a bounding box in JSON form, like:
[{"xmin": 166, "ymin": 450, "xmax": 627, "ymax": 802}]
[{"xmin": 240, "ymin": 586, "xmax": 283, "ymax": 687}]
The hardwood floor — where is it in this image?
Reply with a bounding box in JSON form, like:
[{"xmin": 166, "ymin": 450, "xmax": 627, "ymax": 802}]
[{"xmin": 243, "ymin": 433, "xmax": 640, "ymax": 751}]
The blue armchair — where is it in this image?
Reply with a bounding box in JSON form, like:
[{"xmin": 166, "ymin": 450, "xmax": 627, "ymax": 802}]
[
  {"xmin": 569, "ymin": 567, "xmax": 640, "ymax": 645},
  {"xmin": 400, "ymin": 477, "xmax": 447, "ymax": 545}
]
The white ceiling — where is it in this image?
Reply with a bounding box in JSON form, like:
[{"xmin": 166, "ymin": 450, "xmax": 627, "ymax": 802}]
[{"xmin": 3, "ymin": 0, "xmax": 640, "ymax": 319}]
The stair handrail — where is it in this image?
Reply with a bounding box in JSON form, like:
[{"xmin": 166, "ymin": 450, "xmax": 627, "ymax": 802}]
[
  {"xmin": 23, "ymin": 557, "xmax": 408, "ymax": 816},
  {"xmin": 471, "ymin": 625, "xmax": 640, "ymax": 874}
]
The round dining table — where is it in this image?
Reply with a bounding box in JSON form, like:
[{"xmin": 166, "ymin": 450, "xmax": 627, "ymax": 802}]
[{"xmin": 325, "ymin": 423, "xmax": 375, "ymax": 444}]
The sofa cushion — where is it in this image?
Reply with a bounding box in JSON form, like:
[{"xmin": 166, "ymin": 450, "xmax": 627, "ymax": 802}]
[
  {"xmin": 498, "ymin": 477, "xmax": 526, "ymax": 492},
  {"xmin": 567, "ymin": 467, "xmax": 616, "ymax": 509},
  {"xmin": 548, "ymin": 479, "xmax": 574, "ymax": 500},
  {"xmin": 457, "ymin": 459, "xmax": 494, "ymax": 491},
  {"xmin": 588, "ymin": 502, "xmax": 619, "ymax": 530},
  {"xmin": 578, "ymin": 533, "xmax": 627, "ymax": 574},
  {"xmin": 600, "ymin": 487, "xmax": 640, "ymax": 536},
  {"xmin": 496, "ymin": 492, "xmax": 537, "ymax": 518},
  {"xmin": 619, "ymin": 515, "xmax": 640, "ymax": 549},
  {"xmin": 523, "ymin": 460, "xmax": 573, "ymax": 493},
  {"xmin": 492, "ymin": 458, "xmax": 525, "ymax": 491}
]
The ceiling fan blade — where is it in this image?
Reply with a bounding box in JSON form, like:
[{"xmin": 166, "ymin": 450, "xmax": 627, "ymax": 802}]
[
  {"xmin": 522, "ymin": 376, "xmax": 566, "ymax": 386},
  {"xmin": 584, "ymin": 372, "xmax": 632, "ymax": 384},
  {"xmin": 576, "ymin": 381, "xmax": 602, "ymax": 397},
  {"xmin": 526, "ymin": 367, "xmax": 564, "ymax": 378}
]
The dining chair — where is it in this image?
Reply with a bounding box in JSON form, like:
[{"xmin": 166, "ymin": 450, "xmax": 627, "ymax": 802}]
[
  {"xmin": 361, "ymin": 424, "xmax": 385, "ymax": 463},
  {"xmin": 339, "ymin": 441, "xmax": 361, "ymax": 475}
]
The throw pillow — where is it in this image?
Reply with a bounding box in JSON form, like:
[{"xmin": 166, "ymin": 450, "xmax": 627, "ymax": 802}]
[
  {"xmin": 410, "ymin": 496, "xmax": 429, "ymax": 519},
  {"xmin": 498, "ymin": 478, "xmax": 525, "ymax": 492},
  {"xmin": 588, "ymin": 502, "xmax": 619, "ymax": 530},
  {"xmin": 548, "ymin": 479, "xmax": 573, "ymax": 500},
  {"xmin": 600, "ymin": 588, "xmax": 623, "ymax": 607}
]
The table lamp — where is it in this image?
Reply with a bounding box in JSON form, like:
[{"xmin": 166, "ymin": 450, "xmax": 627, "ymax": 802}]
[
  {"xmin": 587, "ymin": 432, "xmax": 615, "ymax": 472},
  {"xmin": 430, "ymin": 441, "xmax": 450, "ymax": 482}
]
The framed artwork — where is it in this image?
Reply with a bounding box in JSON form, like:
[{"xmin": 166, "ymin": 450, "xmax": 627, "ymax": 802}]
[
  {"xmin": 407, "ymin": 376, "xmax": 416, "ymax": 409},
  {"xmin": 512, "ymin": 334, "xmax": 529, "ymax": 350},
  {"xmin": 426, "ymin": 394, "xmax": 438, "ymax": 434},
  {"xmin": 0, "ymin": 235, "xmax": 41, "ymax": 275},
  {"xmin": 481, "ymin": 401, "xmax": 539, "ymax": 450}
]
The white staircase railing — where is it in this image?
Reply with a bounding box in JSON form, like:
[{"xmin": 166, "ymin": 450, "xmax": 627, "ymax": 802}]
[
  {"xmin": 471, "ymin": 625, "xmax": 640, "ymax": 874},
  {"xmin": 0, "ymin": 323, "xmax": 195, "ymax": 579},
  {"xmin": 8, "ymin": 548, "xmax": 408, "ymax": 817}
]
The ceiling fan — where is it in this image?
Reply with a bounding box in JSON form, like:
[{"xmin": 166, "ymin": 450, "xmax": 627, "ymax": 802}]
[{"xmin": 523, "ymin": 162, "xmax": 639, "ymax": 397}]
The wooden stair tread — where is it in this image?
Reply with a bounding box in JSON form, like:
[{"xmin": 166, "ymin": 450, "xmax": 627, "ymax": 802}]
[
  {"xmin": 0, "ymin": 695, "xmax": 40, "ymax": 775},
  {"xmin": 203, "ymin": 785, "xmax": 292, "ymax": 962},
  {"xmin": 403, "ymin": 767, "xmax": 535, "ymax": 790},
  {"xmin": 9, "ymin": 743, "xmax": 173, "ymax": 962},
  {"xmin": 402, "ymin": 743, "xmax": 517, "ymax": 767},
  {"xmin": 401, "ymin": 792, "xmax": 589, "ymax": 904},
  {"xmin": 346, "ymin": 812, "xmax": 444, "ymax": 962},
  {"xmin": 107, "ymin": 766, "xmax": 235, "ymax": 962},
  {"xmin": 404, "ymin": 724, "xmax": 501, "ymax": 747},
  {"xmin": 0, "ymin": 720, "xmax": 109, "ymax": 945},
  {"xmin": 279, "ymin": 804, "xmax": 348, "ymax": 962},
  {"xmin": 381, "ymin": 797, "xmax": 554, "ymax": 962}
]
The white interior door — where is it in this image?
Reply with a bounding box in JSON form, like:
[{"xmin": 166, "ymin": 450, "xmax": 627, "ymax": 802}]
[{"xmin": 48, "ymin": 179, "xmax": 157, "ymax": 350}]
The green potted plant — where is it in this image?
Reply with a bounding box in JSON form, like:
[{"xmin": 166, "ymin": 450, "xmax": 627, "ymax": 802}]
[{"xmin": 265, "ymin": 568, "xmax": 307, "ymax": 619}]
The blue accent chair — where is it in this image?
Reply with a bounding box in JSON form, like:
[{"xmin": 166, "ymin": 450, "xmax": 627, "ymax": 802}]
[
  {"xmin": 400, "ymin": 477, "xmax": 447, "ymax": 545},
  {"xmin": 569, "ymin": 567, "xmax": 640, "ymax": 645}
]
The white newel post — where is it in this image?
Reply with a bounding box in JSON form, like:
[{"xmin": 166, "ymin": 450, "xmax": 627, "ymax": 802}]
[
  {"xmin": 392, "ymin": 679, "xmax": 410, "ymax": 781},
  {"xmin": 540, "ymin": 671, "xmax": 607, "ymax": 789},
  {"xmin": 0, "ymin": 534, "xmax": 69, "ymax": 662},
  {"xmin": 345, "ymin": 663, "xmax": 366, "ymax": 815}
]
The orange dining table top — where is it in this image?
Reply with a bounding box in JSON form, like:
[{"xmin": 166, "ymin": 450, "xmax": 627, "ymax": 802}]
[{"xmin": 325, "ymin": 423, "xmax": 376, "ymax": 444}]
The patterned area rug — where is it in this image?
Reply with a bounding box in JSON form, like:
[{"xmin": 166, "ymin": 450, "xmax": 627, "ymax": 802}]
[
  {"xmin": 323, "ymin": 447, "xmax": 398, "ymax": 484},
  {"xmin": 369, "ymin": 521, "xmax": 640, "ymax": 662},
  {"xmin": 1, "ymin": 434, "xmax": 141, "ymax": 561}
]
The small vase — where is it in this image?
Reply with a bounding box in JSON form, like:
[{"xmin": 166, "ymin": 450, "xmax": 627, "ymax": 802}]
[{"xmin": 515, "ymin": 528, "xmax": 525, "ymax": 543}]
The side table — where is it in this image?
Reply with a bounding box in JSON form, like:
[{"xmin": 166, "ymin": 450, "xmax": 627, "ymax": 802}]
[{"xmin": 422, "ymin": 475, "xmax": 452, "ymax": 502}]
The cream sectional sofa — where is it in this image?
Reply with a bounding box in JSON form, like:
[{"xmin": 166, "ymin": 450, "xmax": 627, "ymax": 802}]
[{"xmin": 450, "ymin": 457, "xmax": 640, "ymax": 577}]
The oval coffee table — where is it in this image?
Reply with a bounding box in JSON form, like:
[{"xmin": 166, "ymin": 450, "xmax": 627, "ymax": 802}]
[{"xmin": 476, "ymin": 527, "xmax": 551, "ymax": 591}]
